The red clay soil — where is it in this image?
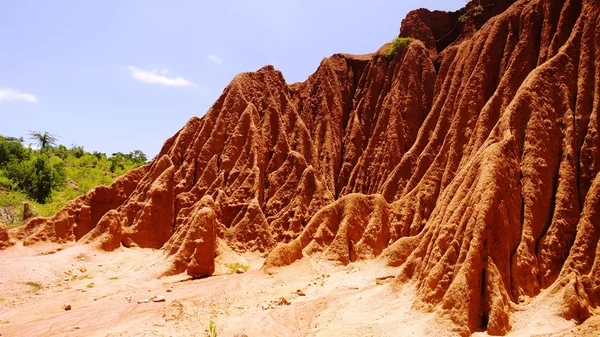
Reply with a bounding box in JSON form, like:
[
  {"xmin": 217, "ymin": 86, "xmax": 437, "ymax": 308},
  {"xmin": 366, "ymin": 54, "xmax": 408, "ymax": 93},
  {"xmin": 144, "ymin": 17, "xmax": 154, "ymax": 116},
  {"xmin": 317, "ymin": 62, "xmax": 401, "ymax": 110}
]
[{"xmin": 10, "ymin": 0, "xmax": 600, "ymax": 335}]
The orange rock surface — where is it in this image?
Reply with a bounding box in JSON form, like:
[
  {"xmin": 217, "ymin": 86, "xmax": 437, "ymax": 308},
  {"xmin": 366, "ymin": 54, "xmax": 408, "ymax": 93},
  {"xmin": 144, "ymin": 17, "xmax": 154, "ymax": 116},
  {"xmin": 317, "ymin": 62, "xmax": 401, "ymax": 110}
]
[
  {"xmin": 13, "ymin": 0, "xmax": 600, "ymax": 335},
  {"xmin": 0, "ymin": 221, "xmax": 14, "ymax": 250}
]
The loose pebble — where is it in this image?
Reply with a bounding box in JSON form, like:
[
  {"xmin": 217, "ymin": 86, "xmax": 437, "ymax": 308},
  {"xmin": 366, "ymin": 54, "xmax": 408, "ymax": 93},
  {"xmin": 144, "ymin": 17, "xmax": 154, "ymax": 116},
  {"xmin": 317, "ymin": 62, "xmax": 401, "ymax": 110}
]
[{"xmin": 152, "ymin": 295, "xmax": 166, "ymax": 303}]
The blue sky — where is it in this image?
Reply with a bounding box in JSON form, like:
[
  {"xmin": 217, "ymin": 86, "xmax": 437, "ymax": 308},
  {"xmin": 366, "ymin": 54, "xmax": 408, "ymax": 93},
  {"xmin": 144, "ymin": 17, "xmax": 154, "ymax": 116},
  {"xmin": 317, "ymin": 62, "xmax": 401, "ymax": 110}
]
[{"xmin": 0, "ymin": 0, "xmax": 464, "ymax": 158}]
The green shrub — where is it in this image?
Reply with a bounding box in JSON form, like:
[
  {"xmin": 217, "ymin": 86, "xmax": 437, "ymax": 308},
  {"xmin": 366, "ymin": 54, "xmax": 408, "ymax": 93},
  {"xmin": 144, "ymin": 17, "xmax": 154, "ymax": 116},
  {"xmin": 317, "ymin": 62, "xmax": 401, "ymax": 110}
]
[
  {"xmin": 224, "ymin": 262, "xmax": 249, "ymax": 274},
  {"xmin": 92, "ymin": 151, "xmax": 106, "ymax": 160},
  {"xmin": 5, "ymin": 154, "xmax": 66, "ymax": 203},
  {"xmin": 25, "ymin": 281, "xmax": 42, "ymax": 292},
  {"xmin": 0, "ymin": 175, "xmax": 13, "ymax": 190},
  {"xmin": 71, "ymin": 145, "xmax": 85, "ymax": 159},
  {"xmin": 383, "ymin": 37, "xmax": 415, "ymax": 59},
  {"xmin": 0, "ymin": 136, "xmax": 29, "ymax": 168},
  {"xmin": 53, "ymin": 145, "xmax": 69, "ymax": 160}
]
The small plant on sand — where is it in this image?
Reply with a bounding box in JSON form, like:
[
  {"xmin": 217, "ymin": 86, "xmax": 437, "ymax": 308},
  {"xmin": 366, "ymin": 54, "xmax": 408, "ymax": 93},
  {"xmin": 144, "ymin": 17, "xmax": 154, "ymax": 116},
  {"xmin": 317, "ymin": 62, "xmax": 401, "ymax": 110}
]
[
  {"xmin": 109, "ymin": 276, "xmax": 119, "ymax": 280},
  {"xmin": 1, "ymin": 320, "xmax": 9, "ymax": 324},
  {"xmin": 86, "ymin": 282, "xmax": 94, "ymax": 288},
  {"xmin": 208, "ymin": 320, "xmax": 217, "ymax": 337},
  {"xmin": 25, "ymin": 281, "xmax": 42, "ymax": 292},
  {"xmin": 383, "ymin": 37, "xmax": 415, "ymax": 59},
  {"xmin": 224, "ymin": 262, "xmax": 249, "ymax": 274}
]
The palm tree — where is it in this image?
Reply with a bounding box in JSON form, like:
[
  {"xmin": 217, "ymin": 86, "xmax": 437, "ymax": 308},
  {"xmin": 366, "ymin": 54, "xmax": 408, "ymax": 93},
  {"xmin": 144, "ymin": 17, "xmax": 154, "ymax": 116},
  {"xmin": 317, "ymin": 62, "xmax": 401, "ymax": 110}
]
[{"xmin": 29, "ymin": 131, "xmax": 59, "ymax": 149}]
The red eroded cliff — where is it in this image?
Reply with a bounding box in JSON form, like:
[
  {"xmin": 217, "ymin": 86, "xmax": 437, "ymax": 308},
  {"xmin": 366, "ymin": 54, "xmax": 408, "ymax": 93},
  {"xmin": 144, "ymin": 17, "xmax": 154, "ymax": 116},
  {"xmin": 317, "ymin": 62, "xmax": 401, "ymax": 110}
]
[{"xmin": 14, "ymin": 0, "xmax": 600, "ymax": 335}]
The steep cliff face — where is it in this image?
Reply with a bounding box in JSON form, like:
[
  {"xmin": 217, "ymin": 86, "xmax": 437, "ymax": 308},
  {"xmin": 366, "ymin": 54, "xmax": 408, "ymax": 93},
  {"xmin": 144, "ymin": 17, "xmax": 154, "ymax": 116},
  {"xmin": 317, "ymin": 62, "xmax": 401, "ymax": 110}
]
[{"xmin": 16, "ymin": 0, "xmax": 600, "ymax": 335}]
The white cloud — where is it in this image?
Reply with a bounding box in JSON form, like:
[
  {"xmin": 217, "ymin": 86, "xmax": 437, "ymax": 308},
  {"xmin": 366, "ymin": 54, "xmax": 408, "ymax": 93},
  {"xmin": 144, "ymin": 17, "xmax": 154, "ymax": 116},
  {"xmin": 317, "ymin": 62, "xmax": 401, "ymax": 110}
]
[
  {"xmin": 128, "ymin": 66, "xmax": 197, "ymax": 87},
  {"xmin": 0, "ymin": 88, "xmax": 38, "ymax": 103},
  {"xmin": 207, "ymin": 55, "xmax": 222, "ymax": 65}
]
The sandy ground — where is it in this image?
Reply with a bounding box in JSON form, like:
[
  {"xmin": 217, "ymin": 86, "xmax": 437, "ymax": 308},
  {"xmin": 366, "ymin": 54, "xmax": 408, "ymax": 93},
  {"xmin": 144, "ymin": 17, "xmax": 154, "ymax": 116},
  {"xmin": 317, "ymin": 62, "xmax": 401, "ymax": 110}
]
[{"xmin": 0, "ymin": 243, "xmax": 595, "ymax": 337}]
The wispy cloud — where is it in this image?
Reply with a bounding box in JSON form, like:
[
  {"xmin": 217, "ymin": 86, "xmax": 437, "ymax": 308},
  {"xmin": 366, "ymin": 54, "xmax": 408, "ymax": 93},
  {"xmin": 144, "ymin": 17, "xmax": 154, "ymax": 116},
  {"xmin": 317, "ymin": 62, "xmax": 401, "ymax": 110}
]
[
  {"xmin": 128, "ymin": 66, "xmax": 197, "ymax": 87},
  {"xmin": 207, "ymin": 55, "xmax": 222, "ymax": 65},
  {"xmin": 0, "ymin": 88, "xmax": 38, "ymax": 103}
]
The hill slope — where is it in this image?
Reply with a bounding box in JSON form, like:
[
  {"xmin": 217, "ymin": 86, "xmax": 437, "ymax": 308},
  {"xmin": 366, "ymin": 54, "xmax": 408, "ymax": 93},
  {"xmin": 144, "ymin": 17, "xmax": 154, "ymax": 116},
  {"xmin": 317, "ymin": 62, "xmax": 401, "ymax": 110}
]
[{"xmin": 7, "ymin": 0, "xmax": 600, "ymax": 335}]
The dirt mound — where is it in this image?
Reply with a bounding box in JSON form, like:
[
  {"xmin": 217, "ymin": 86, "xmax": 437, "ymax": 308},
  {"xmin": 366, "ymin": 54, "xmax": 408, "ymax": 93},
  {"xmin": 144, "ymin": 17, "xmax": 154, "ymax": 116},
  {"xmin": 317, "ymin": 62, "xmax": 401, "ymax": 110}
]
[
  {"xmin": 0, "ymin": 221, "xmax": 14, "ymax": 250},
  {"xmin": 163, "ymin": 195, "xmax": 219, "ymax": 278},
  {"xmin": 14, "ymin": 0, "xmax": 600, "ymax": 335}
]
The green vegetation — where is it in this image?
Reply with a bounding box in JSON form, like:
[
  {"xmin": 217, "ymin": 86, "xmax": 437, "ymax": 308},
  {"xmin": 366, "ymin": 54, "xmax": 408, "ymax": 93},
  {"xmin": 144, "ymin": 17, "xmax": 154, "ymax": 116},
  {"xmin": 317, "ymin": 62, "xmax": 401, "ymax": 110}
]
[
  {"xmin": 86, "ymin": 282, "xmax": 94, "ymax": 288},
  {"xmin": 383, "ymin": 37, "xmax": 415, "ymax": 59},
  {"xmin": 109, "ymin": 276, "xmax": 119, "ymax": 280},
  {"xmin": 208, "ymin": 320, "xmax": 217, "ymax": 337},
  {"xmin": 0, "ymin": 133, "xmax": 148, "ymax": 228},
  {"xmin": 224, "ymin": 262, "xmax": 250, "ymax": 274},
  {"xmin": 25, "ymin": 281, "xmax": 42, "ymax": 292},
  {"xmin": 459, "ymin": 1, "xmax": 484, "ymax": 24},
  {"xmin": 29, "ymin": 131, "xmax": 58, "ymax": 149}
]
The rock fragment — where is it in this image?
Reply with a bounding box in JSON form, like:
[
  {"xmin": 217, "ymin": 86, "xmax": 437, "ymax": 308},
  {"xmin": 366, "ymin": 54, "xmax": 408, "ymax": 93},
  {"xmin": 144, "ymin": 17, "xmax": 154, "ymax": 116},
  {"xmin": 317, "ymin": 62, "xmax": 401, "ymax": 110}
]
[{"xmin": 151, "ymin": 295, "xmax": 166, "ymax": 303}]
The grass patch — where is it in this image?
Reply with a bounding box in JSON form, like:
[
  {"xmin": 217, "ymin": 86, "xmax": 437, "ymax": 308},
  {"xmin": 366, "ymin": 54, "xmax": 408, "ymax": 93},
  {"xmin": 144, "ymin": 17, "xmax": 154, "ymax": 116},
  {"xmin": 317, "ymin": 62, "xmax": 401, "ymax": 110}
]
[
  {"xmin": 79, "ymin": 274, "xmax": 91, "ymax": 280},
  {"xmin": 383, "ymin": 37, "xmax": 415, "ymax": 59},
  {"xmin": 1, "ymin": 320, "xmax": 9, "ymax": 324},
  {"xmin": 208, "ymin": 320, "xmax": 217, "ymax": 337},
  {"xmin": 224, "ymin": 263, "xmax": 249, "ymax": 274},
  {"xmin": 108, "ymin": 276, "xmax": 119, "ymax": 280},
  {"xmin": 86, "ymin": 282, "xmax": 94, "ymax": 288},
  {"xmin": 25, "ymin": 281, "xmax": 42, "ymax": 292}
]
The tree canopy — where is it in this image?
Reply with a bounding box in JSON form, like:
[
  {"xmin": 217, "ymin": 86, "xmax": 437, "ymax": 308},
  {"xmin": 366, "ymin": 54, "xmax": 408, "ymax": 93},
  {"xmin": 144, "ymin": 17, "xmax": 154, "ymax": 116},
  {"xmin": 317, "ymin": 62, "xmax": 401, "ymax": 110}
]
[{"xmin": 28, "ymin": 131, "xmax": 59, "ymax": 149}]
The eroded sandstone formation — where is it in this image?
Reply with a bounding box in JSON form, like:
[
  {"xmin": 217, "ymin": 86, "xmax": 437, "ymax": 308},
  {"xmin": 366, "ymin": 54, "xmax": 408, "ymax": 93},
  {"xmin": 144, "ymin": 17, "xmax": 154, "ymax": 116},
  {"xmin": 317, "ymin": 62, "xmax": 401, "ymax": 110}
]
[
  {"xmin": 0, "ymin": 221, "xmax": 14, "ymax": 250},
  {"xmin": 15, "ymin": 0, "xmax": 600, "ymax": 335}
]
